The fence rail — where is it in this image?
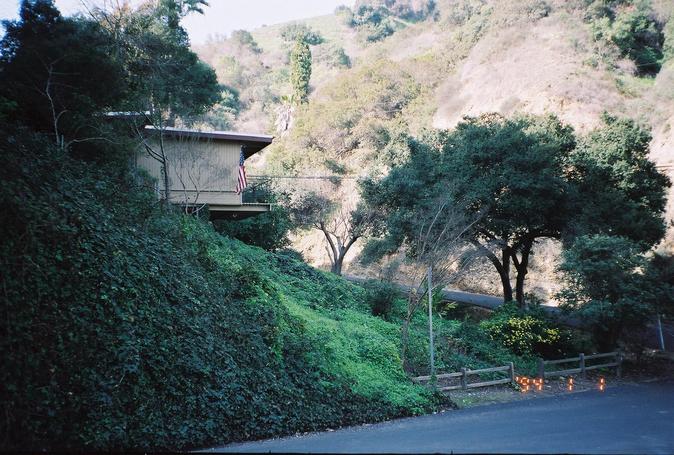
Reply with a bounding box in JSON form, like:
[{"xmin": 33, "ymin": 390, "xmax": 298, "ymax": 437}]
[
  {"xmin": 413, "ymin": 363, "xmax": 515, "ymax": 392},
  {"xmin": 537, "ymin": 351, "xmax": 623, "ymax": 379}
]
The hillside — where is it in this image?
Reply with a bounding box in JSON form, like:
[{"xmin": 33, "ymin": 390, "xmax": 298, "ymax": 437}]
[
  {"xmin": 194, "ymin": 0, "xmax": 674, "ymax": 298},
  {"xmin": 0, "ymin": 132, "xmax": 447, "ymax": 449},
  {"xmin": 2, "ymin": 130, "xmax": 555, "ymax": 450},
  {"xmin": 2, "ymin": 1, "xmax": 667, "ymax": 450}
]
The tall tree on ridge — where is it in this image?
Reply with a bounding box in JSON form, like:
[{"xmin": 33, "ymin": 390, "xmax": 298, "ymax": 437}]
[{"xmin": 290, "ymin": 38, "xmax": 312, "ymax": 104}]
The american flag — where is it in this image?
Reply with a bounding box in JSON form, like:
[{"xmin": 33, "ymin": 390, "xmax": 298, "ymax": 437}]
[{"xmin": 235, "ymin": 147, "xmax": 247, "ymax": 195}]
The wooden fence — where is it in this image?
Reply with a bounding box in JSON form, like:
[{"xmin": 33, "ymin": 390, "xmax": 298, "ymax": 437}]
[
  {"xmin": 537, "ymin": 352, "xmax": 623, "ymax": 379},
  {"xmin": 413, "ymin": 363, "xmax": 515, "ymax": 392}
]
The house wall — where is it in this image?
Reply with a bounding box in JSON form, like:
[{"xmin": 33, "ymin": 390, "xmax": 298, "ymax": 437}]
[{"xmin": 137, "ymin": 136, "xmax": 243, "ymax": 206}]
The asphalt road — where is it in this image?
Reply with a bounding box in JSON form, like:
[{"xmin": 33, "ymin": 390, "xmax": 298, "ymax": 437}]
[{"xmin": 205, "ymin": 381, "xmax": 674, "ymax": 454}]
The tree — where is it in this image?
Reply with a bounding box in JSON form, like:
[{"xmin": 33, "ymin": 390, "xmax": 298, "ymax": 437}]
[
  {"xmin": 362, "ymin": 114, "xmax": 575, "ymax": 307},
  {"xmin": 363, "ymin": 192, "xmax": 477, "ymax": 371},
  {"xmin": 289, "ymin": 39, "xmax": 312, "ymax": 104},
  {"xmin": 0, "ymin": 0, "xmax": 126, "ymax": 153},
  {"xmin": 163, "ymin": 133, "xmax": 233, "ymax": 215},
  {"xmin": 558, "ymin": 235, "xmax": 656, "ymax": 350},
  {"xmin": 94, "ymin": 0, "xmax": 220, "ymax": 204},
  {"xmin": 645, "ymin": 252, "xmax": 674, "ymax": 319},
  {"xmin": 590, "ymin": 2, "xmax": 665, "ymax": 76},
  {"xmin": 364, "ymin": 113, "xmax": 670, "ymax": 308},
  {"xmin": 280, "ymin": 23, "xmax": 323, "ymax": 45},
  {"xmin": 230, "ymin": 29, "xmax": 261, "ymax": 53},
  {"xmin": 551, "ymin": 115, "xmax": 670, "ymax": 350},
  {"xmin": 350, "ymin": 3, "xmax": 393, "ymax": 39},
  {"xmin": 565, "ymin": 113, "xmax": 670, "ymax": 249},
  {"xmin": 291, "ymin": 192, "xmax": 377, "ymax": 275}
]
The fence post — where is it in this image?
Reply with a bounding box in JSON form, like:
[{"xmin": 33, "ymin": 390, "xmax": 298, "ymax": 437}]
[
  {"xmin": 461, "ymin": 368, "xmax": 467, "ymax": 390},
  {"xmin": 579, "ymin": 353, "xmax": 586, "ymax": 379},
  {"xmin": 537, "ymin": 358, "xmax": 545, "ymax": 380},
  {"xmin": 509, "ymin": 362, "xmax": 515, "ymax": 385},
  {"xmin": 616, "ymin": 351, "xmax": 623, "ymax": 378}
]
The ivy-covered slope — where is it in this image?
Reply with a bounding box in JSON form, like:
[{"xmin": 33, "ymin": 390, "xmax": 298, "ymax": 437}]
[{"xmin": 0, "ymin": 133, "xmax": 442, "ymax": 451}]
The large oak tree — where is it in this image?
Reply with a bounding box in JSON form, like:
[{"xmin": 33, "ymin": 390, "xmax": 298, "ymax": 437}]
[{"xmin": 362, "ymin": 113, "xmax": 669, "ymax": 308}]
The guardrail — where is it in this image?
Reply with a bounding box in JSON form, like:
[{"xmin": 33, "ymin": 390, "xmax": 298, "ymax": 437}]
[
  {"xmin": 413, "ymin": 363, "xmax": 515, "ymax": 392},
  {"xmin": 537, "ymin": 352, "xmax": 623, "ymax": 379}
]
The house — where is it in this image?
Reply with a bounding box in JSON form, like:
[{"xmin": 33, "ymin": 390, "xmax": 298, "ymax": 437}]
[{"xmin": 137, "ymin": 125, "xmax": 273, "ymax": 220}]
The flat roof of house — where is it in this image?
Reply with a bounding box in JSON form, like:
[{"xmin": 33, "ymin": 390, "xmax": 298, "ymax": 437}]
[{"xmin": 144, "ymin": 126, "xmax": 273, "ymax": 157}]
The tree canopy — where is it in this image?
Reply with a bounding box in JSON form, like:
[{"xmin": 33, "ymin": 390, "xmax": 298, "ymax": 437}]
[
  {"xmin": 0, "ymin": 0, "xmax": 125, "ymax": 151},
  {"xmin": 557, "ymin": 234, "xmax": 665, "ymax": 349},
  {"xmin": 565, "ymin": 113, "xmax": 670, "ymax": 248},
  {"xmin": 362, "ymin": 113, "xmax": 670, "ymax": 308},
  {"xmin": 290, "ymin": 39, "xmax": 312, "ymax": 104},
  {"xmin": 98, "ymin": 0, "xmax": 220, "ymax": 121}
]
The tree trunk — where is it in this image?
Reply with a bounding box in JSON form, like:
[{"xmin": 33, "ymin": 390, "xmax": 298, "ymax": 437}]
[
  {"xmin": 514, "ymin": 241, "xmax": 532, "ymax": 309},
  {"xmin": 331, "ymin": 259, "xmax": 343, "ymax": 275},
  {"xmin": 326, "ymin": 235, "xmax": 359, "ymax": 276},
  {"xmin": 157, "ymin": 117, "xmax": 170, "ymax": 208},
  {"xmin": 500, "ymin": 248, "xmax": 513, "ymax": 303},
  {"xmin": 470, "ymin": 239, "xmax": 513, "ymax": 303}
]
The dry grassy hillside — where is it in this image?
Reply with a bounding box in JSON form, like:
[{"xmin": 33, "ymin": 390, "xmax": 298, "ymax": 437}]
[{"xmin": 194, "ymin": 0, "xmax": 674, "ymax": 300}]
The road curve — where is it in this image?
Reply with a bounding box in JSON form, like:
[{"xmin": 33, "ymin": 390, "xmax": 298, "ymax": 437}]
[{"xmin": 342, "ymin": 274, "xmax": 580, "ymax": 326}]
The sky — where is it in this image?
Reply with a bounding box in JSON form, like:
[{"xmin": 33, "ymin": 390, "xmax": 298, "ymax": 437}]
[{"xmin": 1, "ymin": 0, "xmax": 355, "ymax": 44}]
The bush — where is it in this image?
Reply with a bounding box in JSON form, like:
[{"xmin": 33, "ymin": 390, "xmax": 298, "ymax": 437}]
[
  {"xmin": 363, "ymin": 280, "xmax": 400, "ymax": 319},
  {"xmin": 589, "ymin": 1, "xmax": 665, "ymax": 75},
  {"xmin": 213, "ymin": 180, "xmax": 293, "ymax": 251},
  {"xmin": 480, "ymin": 302, "xmax": 574, "ymax": 358}
]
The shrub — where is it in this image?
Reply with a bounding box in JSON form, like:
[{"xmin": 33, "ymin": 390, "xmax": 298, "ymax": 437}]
[
  {"xmin": 363, "ymin": 280, "xmax": 400, "ymax": 319},
  {"xmin": 480, "ymin": 302, "xmax": 573, "ymax": 358},
  {"xmin": 589, "ymin": 1, "xmax": 665, "ymax": 75},
  {"xmin": 213, "ymin": 180, "xmax": 293, "ymax": 251}
]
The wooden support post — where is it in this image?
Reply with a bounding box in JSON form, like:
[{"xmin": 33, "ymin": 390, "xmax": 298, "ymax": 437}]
[
  {"xmin": 509, "ymin": 362, "xmax": 515, "ymax": 385},
  {"xmin": 537, "ymin": 358, "xmax": 545, "ymax": 380},
  {"xmin": 461, "ymin": 368, "xmax": 467, "ymax": 390},
  {"xmin": 428, "ymin": 266, "xmax": 435, "ymax": 379},
  {"xmin": 579, "ymin": 353, "xmax": 586, "ymax": 379}
]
